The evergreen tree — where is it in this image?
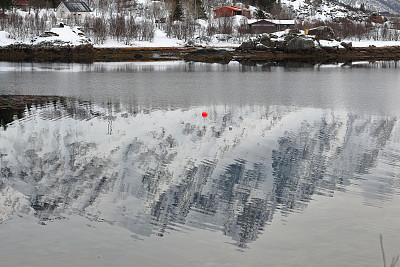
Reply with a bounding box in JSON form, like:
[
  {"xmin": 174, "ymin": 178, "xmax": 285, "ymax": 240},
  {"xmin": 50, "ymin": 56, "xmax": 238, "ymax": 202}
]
[
  {"xmin": 0, "ymin": 0, "xmax": 12, "ymax": 13},
  {"xmin": 360, "ymin": 3, "xmax": 366, "ymax": 12},
  {"xmin": 255, "ymin": 9, "xmax": 267, "ymax": 19},
  {"xmin": 258, "ymin": 0, "xmax": 275, "ymax": 10},
  {"xmin": 50, "ymin": 0, "xmax": 61, "ymax": 8},
  {"xmin": 172, "ymin": 0, "xmax": 183, "ymax": 21}
]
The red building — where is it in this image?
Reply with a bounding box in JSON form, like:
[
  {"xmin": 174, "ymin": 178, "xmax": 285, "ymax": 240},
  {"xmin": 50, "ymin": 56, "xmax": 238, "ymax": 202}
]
[
  {"xmin": 213, "ymin": 6, "xmax": 251, "ymax": 19},
  {"xmin": 13, "ymin": 0, "xmax": 29, "ymax": 7}
]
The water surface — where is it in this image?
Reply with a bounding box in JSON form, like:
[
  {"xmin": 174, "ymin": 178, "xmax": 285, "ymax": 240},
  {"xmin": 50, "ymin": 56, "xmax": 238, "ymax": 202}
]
[{"xmin": 0, "ymin": 61, "xmax": 400, "ymax": 266}]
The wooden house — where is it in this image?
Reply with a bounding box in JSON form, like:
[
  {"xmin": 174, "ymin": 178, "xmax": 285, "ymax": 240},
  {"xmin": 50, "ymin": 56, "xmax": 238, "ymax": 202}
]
[
  {"xmin": 12, "ymin": 0, "xmax": 29, "ymax": 10},
  {"xmin": 213, "ymin": 6, "xmax": 251, "ymax": 19},
  {"xmin": 56, "ymin": 1, "xmax": 92, "ymax": 19},
  {"xmin": 248, "ymin": 19, "xmax": 295, "ymax": 34}
]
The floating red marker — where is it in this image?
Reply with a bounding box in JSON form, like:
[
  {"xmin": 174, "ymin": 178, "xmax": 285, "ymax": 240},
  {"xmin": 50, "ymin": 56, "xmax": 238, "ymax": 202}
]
[{"xmin": 202, "ymin": 111, "xmax": 208, "ymax": 118}]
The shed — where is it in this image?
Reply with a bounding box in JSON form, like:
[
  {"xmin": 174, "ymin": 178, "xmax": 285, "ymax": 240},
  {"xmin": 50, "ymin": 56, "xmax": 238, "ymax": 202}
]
[
  {"xmin": 12, "ymin": 0, "xmax": 29, "ymax": 7},
  {"xmin": 248, "ymin": 19, "xmax": 295, "ymax": 34},
  {"xmin": 56, "ymin": 1, "xmax": 92, "ymax": 19},
  {"xmin": 213, "ymin": 6, "xmax": 251, "ymax": 19}
]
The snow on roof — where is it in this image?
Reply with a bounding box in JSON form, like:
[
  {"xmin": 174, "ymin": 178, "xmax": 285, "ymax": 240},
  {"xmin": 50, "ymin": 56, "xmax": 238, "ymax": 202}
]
[
  {"xmin": 248, "ymin": 19, "xmax": 295, "ymax": 25},
  {"xmin": 268, "ymin": 20, "xmax": 295, "ymax": 24},
  {"xmin": 214, "ymin": 5, "xmax": 250, "ymax": 12},
  {"xmin": 232, "ymin": 5, "xmax": 250, "ymax": 11},
  {"xmin": 62, "ymin": 2, "xmax": 91, "ymax": 12}
]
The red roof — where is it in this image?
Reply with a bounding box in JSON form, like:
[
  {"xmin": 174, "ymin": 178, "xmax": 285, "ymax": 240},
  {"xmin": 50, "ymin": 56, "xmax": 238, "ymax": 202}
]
[{"xmin": 13, "ymin": 0, "xmax": 29, "ymax": 5}]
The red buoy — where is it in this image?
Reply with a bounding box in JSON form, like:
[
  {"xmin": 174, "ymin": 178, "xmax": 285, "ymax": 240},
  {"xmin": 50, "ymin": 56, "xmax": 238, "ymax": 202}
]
[{"xmin": 202, "ymin": 111, "xmax": 208, "ymax": 118}]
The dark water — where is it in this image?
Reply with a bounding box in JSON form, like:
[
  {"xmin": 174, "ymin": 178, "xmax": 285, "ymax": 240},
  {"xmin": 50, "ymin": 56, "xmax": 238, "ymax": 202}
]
[{"xmin": 0, "ymin": 61, "xmax": 400, "ymax": 266}]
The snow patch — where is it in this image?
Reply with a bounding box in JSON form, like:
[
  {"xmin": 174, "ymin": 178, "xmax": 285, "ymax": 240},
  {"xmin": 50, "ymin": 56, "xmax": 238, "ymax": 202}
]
[{"xmin": 0, "ymin": 31, "xmax": 15, "ymax": 46}]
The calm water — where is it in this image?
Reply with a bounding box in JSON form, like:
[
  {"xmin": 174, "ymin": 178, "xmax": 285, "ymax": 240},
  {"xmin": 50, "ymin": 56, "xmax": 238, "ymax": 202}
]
[{"xmin": 0, "ymin": 61, "xmax": 400, "ymax": 266}]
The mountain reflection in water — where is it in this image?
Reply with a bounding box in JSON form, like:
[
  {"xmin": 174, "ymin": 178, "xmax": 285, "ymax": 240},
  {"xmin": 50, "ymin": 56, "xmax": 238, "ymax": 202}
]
[{"xmin": 1, "ymin": 96, "xmax": 400, "ymax": 249}]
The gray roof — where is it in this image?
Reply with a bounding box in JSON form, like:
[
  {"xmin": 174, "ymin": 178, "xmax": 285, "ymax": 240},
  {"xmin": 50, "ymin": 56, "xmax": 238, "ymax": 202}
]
[{"xmin": 63, "ymin": 2, "xmax": 92, "ymax": 12}]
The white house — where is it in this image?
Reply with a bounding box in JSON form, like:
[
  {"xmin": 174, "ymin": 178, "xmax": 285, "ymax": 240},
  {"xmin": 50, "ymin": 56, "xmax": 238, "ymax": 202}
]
[{"xmin": 56, "ymin": 1, "xmax": 92, "ymax": 20}]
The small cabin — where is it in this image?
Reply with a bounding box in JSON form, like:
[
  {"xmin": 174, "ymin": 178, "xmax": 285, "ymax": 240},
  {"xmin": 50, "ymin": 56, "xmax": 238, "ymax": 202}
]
[
  {"xmin": 248, "ymin": 19, "xmax": 295, "ymax": 34},
  {"xmin": 12, "ymin": 0, "xmax": 29, "ymax": 10},
  {"xmin": 213, "ymin": 6, "xmax": 251, "ymax": 19},
  {"xmin": 56, "ymin": 1, "xmax": 92, "ymax": 19}
]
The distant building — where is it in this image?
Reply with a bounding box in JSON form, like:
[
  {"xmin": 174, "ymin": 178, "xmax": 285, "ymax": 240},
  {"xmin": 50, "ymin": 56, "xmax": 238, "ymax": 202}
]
[
  {"xmin": 248, "ymin": 19, "xmax": 295, "ymax": 34},
  {"xmin": 56, "ymin": 1, "xmax": 92, "ymax": 20},
  {"xmin": 379, "ymin": 11, "xmax": 390, "ymax": 16},
  {"xmin": 213, "ymin": 6, "xmax": 251, "ymax": 19},
  {"xmin": 12, "ymin": 0, "xmax": 29, "ymax": 10}
]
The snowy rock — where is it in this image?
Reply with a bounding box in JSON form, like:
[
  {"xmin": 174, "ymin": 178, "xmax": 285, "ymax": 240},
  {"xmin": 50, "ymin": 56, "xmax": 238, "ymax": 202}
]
[
  {"xmin": 256, "ymin": 43, "xmax": 268, "ymax": 51},
  {"xmin": 236, "ymin": 27, "xmax": 338, "ymax": 52},
  {"xmin": 31, "ymin": 26, "xmax": 91, "ymax": 47}
]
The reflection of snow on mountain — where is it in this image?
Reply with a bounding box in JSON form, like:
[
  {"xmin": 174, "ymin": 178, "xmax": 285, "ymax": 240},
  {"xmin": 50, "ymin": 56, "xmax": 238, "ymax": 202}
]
[{"xmin": 0, "ymin": 99, "xmax": 398, "ymax": 246}]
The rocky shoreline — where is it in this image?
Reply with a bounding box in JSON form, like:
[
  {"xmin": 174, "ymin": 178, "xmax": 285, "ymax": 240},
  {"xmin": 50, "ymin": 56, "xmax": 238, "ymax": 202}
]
[
  {"xmin": 1, "ymin": 43, "xmax": 400, "ymax": 64},
  {"xmin": 1, "ymin": 26, "xmax": 400, "ymax": 64},
  {"xmin": 0, "ymin": 44, "xmax": 198, "ymax": 63}
]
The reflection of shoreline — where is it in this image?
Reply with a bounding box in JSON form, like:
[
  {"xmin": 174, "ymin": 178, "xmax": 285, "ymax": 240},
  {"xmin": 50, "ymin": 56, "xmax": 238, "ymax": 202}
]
[
  {"xmin": 0, "ymin": 96, "xmax": 95, "ymax": 130},
  {"xmin": 0, "ymin": 100, "xmax": 399, "ymax": 248},
  {"xmin": 2, "ymin": 61, "xmax": 400, "ymax": 117},
  {"xmin": 0, "ymin": 96, "xmax": 63, "ymax": 130},
  {"xmin": 1, "ymin": 60, "xmax": 399, "ymax": 73}
]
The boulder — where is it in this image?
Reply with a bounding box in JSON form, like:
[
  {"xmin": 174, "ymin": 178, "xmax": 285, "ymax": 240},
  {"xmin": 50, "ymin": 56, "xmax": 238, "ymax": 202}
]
[
  {"xmin": 184, "ymin": 48, "xmax": 232, "ymax": 64},
  {"xmin": 259, "ymin": 35, "xmax": 273, "ymax": 47},
  {"xmin": 237, "ymin": 40, "xmax": 257, "ymax": 51},
  {"xmin": 308, "ymin": 26, "xmax": 335, "ymax": 40},
  {"xmin": 341, "ymin": 41, "xmax": 352, "ymax": 50},
  {"xmin": 286, "ymin": 37, "xmax": 315, "ymax": 52},
  {"xmin": 236, "ymin": 27, "xmax": 337, "ymax": 53},
  {"xmin": 275, "ymin": 41, "xmax": 287, "ymax": 51},
  {"xmin": 256, "ymin": 44, "xmax": 268, "ymax": 51}
]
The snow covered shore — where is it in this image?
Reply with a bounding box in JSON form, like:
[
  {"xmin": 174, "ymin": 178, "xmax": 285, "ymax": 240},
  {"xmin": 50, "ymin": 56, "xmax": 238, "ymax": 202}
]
[
  {"xmin": 1, "ymin": 25, "xmax": 400, "ymax": 63},
  {"xmin": 1, "ymin": 25, "xmax": 400, "ymax": 49}
]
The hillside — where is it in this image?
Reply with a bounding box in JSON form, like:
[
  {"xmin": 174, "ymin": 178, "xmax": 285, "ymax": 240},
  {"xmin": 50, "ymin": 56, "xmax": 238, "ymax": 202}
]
[{"xmin": 339, "ymin": 0, "xmax": 400, "ymax": 14}]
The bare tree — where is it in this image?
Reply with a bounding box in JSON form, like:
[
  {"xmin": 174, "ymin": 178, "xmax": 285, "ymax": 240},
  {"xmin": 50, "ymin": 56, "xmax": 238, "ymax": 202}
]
[
  {"xmin": 138, "ymin": 19, "xmax": 155, "ymax": 41},
  {"xmin": 110, "ymin": 15, "xmax": 126, "ymax": 42},
  {"xmin": 125, "ymin": 16, "xmax": 138, "ymax": 44},
  {"xmin": 217, "ymin": 16, "xmax": 233, "ymax": 35},
  {"xmin": 92, "ymin": 17, "xmax": 107, "ymax": 44}
]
